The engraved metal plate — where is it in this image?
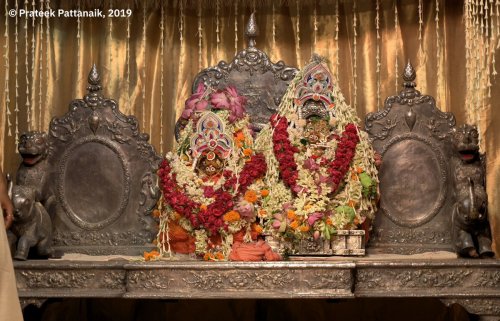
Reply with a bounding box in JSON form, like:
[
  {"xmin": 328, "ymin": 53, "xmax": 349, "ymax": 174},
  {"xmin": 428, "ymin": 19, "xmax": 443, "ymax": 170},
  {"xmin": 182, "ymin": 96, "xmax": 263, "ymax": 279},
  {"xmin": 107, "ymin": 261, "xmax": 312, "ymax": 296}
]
[
  {"xmin": 44, "ymin": 65, "xmax": 161, "ymax": 255},
  {"xmin": 365, "ymin": 61, "xmax": 456, "ymax": 254}
]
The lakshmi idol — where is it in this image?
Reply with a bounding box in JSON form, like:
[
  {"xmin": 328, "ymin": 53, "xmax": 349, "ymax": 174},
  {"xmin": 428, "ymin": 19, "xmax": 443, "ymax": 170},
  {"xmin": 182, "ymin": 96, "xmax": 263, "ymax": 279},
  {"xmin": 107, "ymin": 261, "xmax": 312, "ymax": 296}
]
[
  {"xmin": 256, "ymin": 56, "xmax": 379, "ymax": 255},
  {"xmin": 155, "ymin": 84, "xmax": 279, "ymax": 261}
]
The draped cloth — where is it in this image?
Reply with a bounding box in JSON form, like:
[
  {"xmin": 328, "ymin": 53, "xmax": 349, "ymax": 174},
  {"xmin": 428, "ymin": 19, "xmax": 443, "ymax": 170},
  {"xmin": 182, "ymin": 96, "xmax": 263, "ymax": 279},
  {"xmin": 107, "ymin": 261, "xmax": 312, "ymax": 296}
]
[
  {"xmin": 0, "ymin": 0, "xmax": 498, "ymax": 253},
  {"xmin": 0, "ymin": 216, "xmax": 23, "ymax": 321}
]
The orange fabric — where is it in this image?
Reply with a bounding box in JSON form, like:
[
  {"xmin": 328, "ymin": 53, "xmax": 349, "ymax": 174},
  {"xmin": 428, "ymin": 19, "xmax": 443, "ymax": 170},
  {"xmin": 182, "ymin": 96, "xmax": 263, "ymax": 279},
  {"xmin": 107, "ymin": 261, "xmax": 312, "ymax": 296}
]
[{"xmin": 229, "ymin": 240, "xmax": 281, "ymax": 262}]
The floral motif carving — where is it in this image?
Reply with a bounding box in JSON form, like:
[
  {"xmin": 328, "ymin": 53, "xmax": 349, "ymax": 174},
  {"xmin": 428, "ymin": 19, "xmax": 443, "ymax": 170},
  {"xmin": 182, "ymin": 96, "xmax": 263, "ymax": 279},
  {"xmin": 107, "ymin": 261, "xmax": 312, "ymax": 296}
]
[
  {"xmin": 127, "ymin": 271, "xmax": 172, "ymax": 290},
  {"xmin": 19, "ymin": 271, "xmax": 95, "ymax": 288},
  {"xmin": 357, "ymin": 269, "xmax": 473, "ymax": 289},
  {"xmin": 183, "ymin": 271, "xmax": 295, "ymax": 290},
  {"xmin": 53, "ymin": 231, "xmax": 154, "ymax": 246},
  {"xmin": 474, "ymin": 271, "xmax": 500, "ymax": 288},
  {"xmin": 101, "ymin": 271, "xmax": 126, "ymax": 289},
  {"xmin": 303, "ymin": 270, "xmax": 352, "ymax": 290}
]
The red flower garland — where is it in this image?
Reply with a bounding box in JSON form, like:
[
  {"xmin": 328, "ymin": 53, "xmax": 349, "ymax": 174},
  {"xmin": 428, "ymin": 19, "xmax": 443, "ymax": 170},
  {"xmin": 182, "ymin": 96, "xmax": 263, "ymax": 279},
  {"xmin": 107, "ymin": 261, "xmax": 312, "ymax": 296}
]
[
  {"xmin": 271, "ymin": 114, "xmax": 359, "ymax": 195},
  {"xmin": 270, "ymin": 115, "xmax": 300, "ymax": 192},
  {"xmin": 158, "ymin": 153, "xmax": 267, "ymax": 236},
  {"xmin": 327, "ymin": 123, "xmax": 360, "ymax": 194}
]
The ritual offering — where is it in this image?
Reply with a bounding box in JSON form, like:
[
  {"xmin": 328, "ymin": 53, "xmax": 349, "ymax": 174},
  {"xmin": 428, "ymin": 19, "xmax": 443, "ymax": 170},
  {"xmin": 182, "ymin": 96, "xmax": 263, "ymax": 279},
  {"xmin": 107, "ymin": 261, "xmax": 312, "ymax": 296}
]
[
  {"xmin": 156, "ymin": 84, "xmax": 280, "ymax": 261},
  {"xmin": 256, "ymin": 56, "xmax": 379, "ymax": 256}
]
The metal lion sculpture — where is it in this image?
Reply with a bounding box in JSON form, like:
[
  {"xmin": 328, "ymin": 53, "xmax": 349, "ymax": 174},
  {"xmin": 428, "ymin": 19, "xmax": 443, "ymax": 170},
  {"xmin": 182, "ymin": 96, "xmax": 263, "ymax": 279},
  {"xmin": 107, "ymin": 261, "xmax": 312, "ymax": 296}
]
[
  {"xmin": 8, "ymin": 181, "xmax": 53, "ymax": 260},
  {"xmin": 451, "ymin": 124, "xmax": 494, "ymax": 258}
]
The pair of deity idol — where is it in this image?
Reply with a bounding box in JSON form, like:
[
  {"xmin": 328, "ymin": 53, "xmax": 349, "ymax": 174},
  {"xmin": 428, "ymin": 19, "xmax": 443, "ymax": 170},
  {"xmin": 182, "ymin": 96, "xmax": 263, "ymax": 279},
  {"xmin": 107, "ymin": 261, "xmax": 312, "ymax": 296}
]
[{"xmin": 155, "ymin": 59, "xmax": 379, "ymax": 261}]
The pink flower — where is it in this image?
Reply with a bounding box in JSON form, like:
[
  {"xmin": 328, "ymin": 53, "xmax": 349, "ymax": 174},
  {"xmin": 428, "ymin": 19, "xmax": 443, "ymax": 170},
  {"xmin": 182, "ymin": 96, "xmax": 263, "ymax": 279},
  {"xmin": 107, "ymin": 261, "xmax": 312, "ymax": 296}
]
[
  {"xmin": 307, "ymin": 212, "xmax": 324, "ymax": 226},
  {"xmin": 235, "ymin": 201, "xmax": 255, "ymax": 220},
  {"xmin": 182, "ymin": 83, "xmax": 209, "ymax": 119},
  {"xmin": 210, "ymin": 86, "xmax": 247, "ymax": 123}
]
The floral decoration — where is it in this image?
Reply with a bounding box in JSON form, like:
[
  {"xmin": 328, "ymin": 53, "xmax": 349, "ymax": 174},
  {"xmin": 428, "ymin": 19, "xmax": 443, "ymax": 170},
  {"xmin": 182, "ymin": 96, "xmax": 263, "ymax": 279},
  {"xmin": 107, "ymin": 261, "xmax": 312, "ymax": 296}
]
[
  {"xmin": 255, "ymin": 57, "xmax": 379, "ymax": 252},
  {"xmin": 156, "ymin": 85, "xmax": 272, "ymax": 261}
]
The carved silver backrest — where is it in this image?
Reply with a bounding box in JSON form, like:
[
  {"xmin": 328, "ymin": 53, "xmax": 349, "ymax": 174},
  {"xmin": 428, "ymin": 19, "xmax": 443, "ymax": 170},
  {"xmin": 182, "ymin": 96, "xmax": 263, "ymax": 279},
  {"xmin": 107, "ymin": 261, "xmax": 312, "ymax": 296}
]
[
  {"xmin": 365, "ymin": 61, "xmax": 456, "ymax": 254},
  {"xmin": 47, "ymin": 65, "xmax": 161, "ymax": 255},
  {"xmin": 175, "ymin": 13, "xmax": 297, "ymax": 140}
]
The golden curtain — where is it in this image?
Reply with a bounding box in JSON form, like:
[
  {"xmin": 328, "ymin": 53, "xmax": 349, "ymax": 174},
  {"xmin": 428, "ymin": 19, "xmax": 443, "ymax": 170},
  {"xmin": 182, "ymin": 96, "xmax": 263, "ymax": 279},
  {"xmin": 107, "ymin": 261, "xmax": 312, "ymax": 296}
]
[{"xmin": 0, "ymin": 0, "xmax": 498, "ymax": 253}]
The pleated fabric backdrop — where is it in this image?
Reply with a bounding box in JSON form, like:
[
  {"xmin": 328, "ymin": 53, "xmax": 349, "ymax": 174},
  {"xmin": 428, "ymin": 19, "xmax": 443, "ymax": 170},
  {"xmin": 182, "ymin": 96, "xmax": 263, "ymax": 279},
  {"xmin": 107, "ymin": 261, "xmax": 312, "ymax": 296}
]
[{"xmin": 0, "ymin": 0, "xmax": 498, "ymax": 253}]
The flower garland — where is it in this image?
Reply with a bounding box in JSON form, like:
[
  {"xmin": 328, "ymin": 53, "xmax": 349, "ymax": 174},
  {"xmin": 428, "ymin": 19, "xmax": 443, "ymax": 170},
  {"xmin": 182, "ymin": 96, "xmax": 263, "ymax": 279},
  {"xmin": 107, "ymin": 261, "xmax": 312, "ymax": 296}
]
[
  {"xmin": 270, "ymin": 115, "xmax": 300, "ymax": 193},
  {"xmin": 271, "ymin": 114, "xmax": 360, "ymax": 196},
  {"xmin": 327, "ymin": 123, "xmax": 360, "ymax": 193},
  {"xmin": 158, "ymin": 153, "xmax": 267, "ymax": 237}
]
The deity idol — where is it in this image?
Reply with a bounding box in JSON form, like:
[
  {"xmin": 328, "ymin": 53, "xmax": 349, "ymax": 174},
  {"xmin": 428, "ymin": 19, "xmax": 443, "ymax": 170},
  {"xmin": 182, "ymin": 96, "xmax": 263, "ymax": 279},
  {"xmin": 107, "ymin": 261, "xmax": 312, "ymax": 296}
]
[
  {"xmin": 256, "ymin": 56, "xmax": 379, "ymax": 255},
  {"xmin": 155, "ymin": 84, "xmax": 279, "ymax": 261}
]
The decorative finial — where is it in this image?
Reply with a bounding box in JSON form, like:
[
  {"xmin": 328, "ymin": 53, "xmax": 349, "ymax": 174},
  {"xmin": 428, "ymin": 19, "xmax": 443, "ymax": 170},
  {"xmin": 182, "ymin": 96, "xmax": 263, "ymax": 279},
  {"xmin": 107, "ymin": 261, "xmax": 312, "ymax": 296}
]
[
  {"xmin": 245, "ymin": 12, "xmax": 259, "ymax": 48},
  {"xmin": 87, "ymin": 64, "xmax": 102, "ymax": 93},
  {"xmin": 311, "ymin": 53, "xmax": 326, "ymax": 64},
  {"xmin": 402, "ymin": 60, "xmax": 416, "ymax": 88}
]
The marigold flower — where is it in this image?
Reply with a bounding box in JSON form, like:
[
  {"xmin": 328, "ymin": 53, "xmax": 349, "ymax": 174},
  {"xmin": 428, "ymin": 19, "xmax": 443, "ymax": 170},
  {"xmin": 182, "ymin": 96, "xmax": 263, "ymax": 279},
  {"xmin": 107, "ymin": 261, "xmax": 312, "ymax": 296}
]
[
  {"xmin": 348, "ymin": 200, "xmax": 356, "ymax": 207},
  {"xmin": 289, "ymin": 220, "xmax": 300, "ymax": 230},
  {"xmin": 298, "ymin": 225, "xmax": 310, "ymax": 232},
  {"xmin": 152, "ymin": 209, "xmax": 161, "ymax": 218},
  {"xmin": 243, "ymin": 148, "xmax": 253, "ymax": 156},
  {"xmin": 200, "ymin": 204, "xmax": 208, "ymax": 211},
  {"xmin": 258, "ymin": 209, "xmax": 267, "ymax": 217},
  {"xmin": 356, "ymin": 167, "xmax": 364, "ymax": 174},
  {"xmin": 252, "ymin": 223, "xmax": 263, "ymax": 234},
  {"xmin": 203, "ymin": 252, "xmax": 215, "ymax": 261},
  {"xmin": 304, "ymin": 204, "xmax": 312, "ymax": 211},
  {"xmin": 215, "ymin": 252, "xmax": 225, "ymax": 260},
  {"xmin": 235, "ymin": 130, "xmax": 245, "ymax": 142},
  {"xmin": 223, "ymin": 210, "xmax": 241, "ymax": 222},
  {"xmin": 260, "ymin": 189, "xmax": 270, "ymax": 197},
  {"xmin": 244, "ymin": 190, "xmax": 258, "ymax": 203},
  {"xmin": 172, "ymin": 212, "xmax": 181, "ymax": 221},
  {"xmin": 143, "ymin": 250, "xmax": 160, "ymax": 261},
  {"xmin": 286, "ymin": 209, "xmax": 297, "ymax": 220},
  {"xmin": 326, "ymin": 218, "xmax": 333, "ymax": 226}
]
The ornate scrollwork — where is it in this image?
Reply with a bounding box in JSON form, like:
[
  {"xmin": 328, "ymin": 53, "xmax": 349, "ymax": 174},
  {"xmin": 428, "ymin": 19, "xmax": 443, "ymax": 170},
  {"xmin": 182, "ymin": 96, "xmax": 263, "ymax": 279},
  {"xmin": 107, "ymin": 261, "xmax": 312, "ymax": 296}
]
[
  {"xmin": 127, "ymin": 271, "xmax": 172, "ymax": 290},
  {"xmin": 19, "ymin": 271, "xmax": 95, "ymax": 288},
  {"xmin": 357, "ymin": 269, "xmax": 473, "ymax": 289},
  {"xmin": 183, "ymin": 271, "xmax": 295, "ymax": 290},
  {"xmin": 303, "ymin": 270, "xmax": 352, "ymax": 290},
  {"xmin": 52, "ymin": 230, "xmax": 153, "ymax": 246}
]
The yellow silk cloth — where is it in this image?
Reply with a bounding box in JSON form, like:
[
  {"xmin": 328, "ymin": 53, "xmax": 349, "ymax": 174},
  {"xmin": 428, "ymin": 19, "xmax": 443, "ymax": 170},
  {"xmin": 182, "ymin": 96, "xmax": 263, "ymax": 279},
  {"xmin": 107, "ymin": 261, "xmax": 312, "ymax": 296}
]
[{"xmin": 0, "ymin": 0, "xmax": 498, "ymax": 253}]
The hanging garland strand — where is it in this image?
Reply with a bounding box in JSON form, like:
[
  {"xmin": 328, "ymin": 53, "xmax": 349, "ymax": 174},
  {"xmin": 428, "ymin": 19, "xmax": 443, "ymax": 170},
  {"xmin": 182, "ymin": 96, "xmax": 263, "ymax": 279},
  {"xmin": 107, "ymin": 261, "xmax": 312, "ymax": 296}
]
[
  {"xmin": 272, "ymin": 1, "xmax": 276, "ymax": 50},
  {"xmin": 4, "ymin": 0, "xmax": 11, "ymax": 137},
  {"xmin": 45, "ymin": 0, "xmax": 50, "ymax": 130},
  {"xmin": 418, "ymin": 0, "xmax": 423, "ymax": 53},
  {"xmin": 31, "ymin": 0, "xmax": 36, "ymax": 129},
  {"xmin": 395, "ymin": 0, "xmax": 399, "ymax": 91},
  {"xmin": 15, "ymin": 0, "xmax": 20, "ymax": 142},
  {"xmin": 126, "ymin": 3, "xmax": 131, "ymax": 113},
  {"xmin": 313, "ymin": 0, "xmax": 318, "ymax": 48},
  {"xmin": 24, "ymin": 0, "xmax": 31, "ymax": 130},
  {"xmin": 142, "ymin": 3, "xmax": 146, "ymax": 130},
  {"xmin": 38, "ymin": 0, "xmax": 44, "ymax": 130},
  {"xmin": 376, "ymin": 0, "xmax": 381, "ymax": 110},
  {"xmin": 235, "ymin": 1, "xmax": 238, "ymax": 55},
  {"xmin": 216, "ymin": 0, "xmax": 220, "ymax": 61},
  {"xmin": 160, "ymin": 1, "xmax": 165, "ymax": 155},
  {"xmin": 296, "ymin": 0, "xmax": 301, "ymax": 66},
  {"xmin": 353, "ymin": 0, "xmax": 358, "ymax": 109},
  {"xmin": 335, "ymin": 0, "xmax": 340, "ymax": 79},
  {"xmin": 198, "ymin": 0, "xmax": 202, "ymax": 69}
]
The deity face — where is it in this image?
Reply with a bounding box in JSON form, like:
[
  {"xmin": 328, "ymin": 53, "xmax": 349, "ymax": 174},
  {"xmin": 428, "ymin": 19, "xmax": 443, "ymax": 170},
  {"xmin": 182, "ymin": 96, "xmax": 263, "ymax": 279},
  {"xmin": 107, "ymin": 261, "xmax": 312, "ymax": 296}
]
[
  {"xmin": 196, "ymin": 152, "xmax": 225, "ymax": 178},
  {"xmin": 304, "ymin": 117, "xmax": 330, "ymax": 145}
]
